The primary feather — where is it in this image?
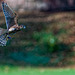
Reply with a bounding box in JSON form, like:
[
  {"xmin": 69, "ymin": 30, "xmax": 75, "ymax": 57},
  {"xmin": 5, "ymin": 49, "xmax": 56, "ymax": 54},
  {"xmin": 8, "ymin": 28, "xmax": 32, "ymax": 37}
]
[
  {"xmin": 2, "ymin": 1, "xmax": 18, "ymax": 30},
  {"xmin": 0, "ymin": 33, "xmax": 7, "ymax": 46}
]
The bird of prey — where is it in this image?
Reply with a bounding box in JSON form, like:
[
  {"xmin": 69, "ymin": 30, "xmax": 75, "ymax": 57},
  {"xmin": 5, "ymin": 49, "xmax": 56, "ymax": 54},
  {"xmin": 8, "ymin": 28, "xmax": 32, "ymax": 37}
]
[{"xmin": 0, "ymin": 1, "xmax": 26, "ymax": 46}]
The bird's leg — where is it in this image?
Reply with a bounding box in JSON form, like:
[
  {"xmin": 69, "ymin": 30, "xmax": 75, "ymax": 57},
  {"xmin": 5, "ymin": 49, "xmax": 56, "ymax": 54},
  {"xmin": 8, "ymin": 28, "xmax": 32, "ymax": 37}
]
[{"xmin": 6, "ymin": 33, "xmax": 11, "ymax": 40}]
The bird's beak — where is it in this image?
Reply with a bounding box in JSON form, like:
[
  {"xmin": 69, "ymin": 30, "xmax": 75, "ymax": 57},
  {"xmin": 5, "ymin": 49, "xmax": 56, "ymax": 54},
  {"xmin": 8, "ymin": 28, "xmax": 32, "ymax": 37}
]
[{"xmin": 23, "ymin": 26, "xmax": 26, "ymax": 29}]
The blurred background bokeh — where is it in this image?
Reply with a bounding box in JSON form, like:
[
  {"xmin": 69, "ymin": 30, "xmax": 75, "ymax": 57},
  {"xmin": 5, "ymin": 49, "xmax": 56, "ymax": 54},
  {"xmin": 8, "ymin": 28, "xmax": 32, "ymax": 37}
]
[
  {"xmin": 0, "ymin": 0, "xmax": 75, "ymax": 75},
  {"xmin": 1, "ymin": 0, "xmax": 75, "ymax": 12}
]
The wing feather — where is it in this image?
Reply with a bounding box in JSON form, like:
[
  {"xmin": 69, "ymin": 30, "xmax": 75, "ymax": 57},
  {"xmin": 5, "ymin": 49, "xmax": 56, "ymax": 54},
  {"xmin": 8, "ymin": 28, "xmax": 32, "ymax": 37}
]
[
  {"xmin": 0, "ymin": 28, "xmax": 7, "ymax": 36},
  {"xmin": 2, "ymin": 2, "xmax": 18, "ymax": 30},
  {"xmin": 0, "ymin": 27, "xmax": 7, "ymax": 46},
  {"xmin": 0, "ymin": 33, "xmax": 7, "ymax": 46}
]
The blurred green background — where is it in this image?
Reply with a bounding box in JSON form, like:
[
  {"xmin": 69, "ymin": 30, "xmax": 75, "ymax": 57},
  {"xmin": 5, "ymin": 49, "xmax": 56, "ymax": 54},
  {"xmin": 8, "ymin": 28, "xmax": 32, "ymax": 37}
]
[{"xmin": 0, "ymin": 0, "xmax": 75, "ymax": 75}]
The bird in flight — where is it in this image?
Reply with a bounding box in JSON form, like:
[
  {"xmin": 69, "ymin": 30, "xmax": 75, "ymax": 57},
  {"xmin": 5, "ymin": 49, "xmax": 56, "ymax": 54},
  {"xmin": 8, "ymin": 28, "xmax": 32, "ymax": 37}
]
[{"xmin": 0, "ymin": 1, "xmax": 26, "ymax": 46}]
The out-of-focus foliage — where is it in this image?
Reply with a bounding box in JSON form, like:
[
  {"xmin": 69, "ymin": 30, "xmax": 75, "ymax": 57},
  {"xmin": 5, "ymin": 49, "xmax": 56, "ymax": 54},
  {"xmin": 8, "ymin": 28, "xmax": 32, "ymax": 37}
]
[
  {"xmin": 1, "ymin": 0, "xmax": 75, "ymax": 12},
  {"xmin": 0, "ymin": 10, "xmax": 75, "ymax": 67},
  {"xmin": 33, "ymin": 31, "xmax": 57, "ymax": 52}
]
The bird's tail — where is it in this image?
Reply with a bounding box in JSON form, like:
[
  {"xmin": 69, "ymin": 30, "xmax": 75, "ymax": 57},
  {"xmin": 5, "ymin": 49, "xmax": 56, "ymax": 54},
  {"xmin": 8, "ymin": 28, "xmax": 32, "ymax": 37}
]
[{"xmin": 0, "ymin": 34, "xmax": 8, "ymax": 46}]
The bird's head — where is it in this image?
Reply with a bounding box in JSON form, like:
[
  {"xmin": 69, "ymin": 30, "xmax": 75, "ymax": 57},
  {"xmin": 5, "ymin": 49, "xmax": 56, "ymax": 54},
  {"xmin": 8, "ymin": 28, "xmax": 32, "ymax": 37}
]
[{"xmin": 20, "ymin": 25, "xmax": 26, "ymax": 29}]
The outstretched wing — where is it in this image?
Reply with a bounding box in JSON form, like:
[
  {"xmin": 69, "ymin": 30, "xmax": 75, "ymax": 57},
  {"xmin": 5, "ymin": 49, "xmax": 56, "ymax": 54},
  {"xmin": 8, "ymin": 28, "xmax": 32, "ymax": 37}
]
[
  {"xmin": 0, "ymin": 28, "xmax": 7, "ymax": 36},
  {"xmin": 0, "ymin": 28, "xmax": 8, "ymax": 46},
  {"xmin": 2, "ymin": 2, "xmax": 18, "ymax": 30},
  {"xmin": 0, "ymin": 33, "xmax": 7, "ymax": 46}
]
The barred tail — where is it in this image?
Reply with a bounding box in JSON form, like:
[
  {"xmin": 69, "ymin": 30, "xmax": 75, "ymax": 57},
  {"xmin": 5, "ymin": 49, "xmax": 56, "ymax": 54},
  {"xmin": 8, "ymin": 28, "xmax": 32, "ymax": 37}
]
[{"xmin": 0, "ymin": 34, "xmax": 8, "ymax": 46}]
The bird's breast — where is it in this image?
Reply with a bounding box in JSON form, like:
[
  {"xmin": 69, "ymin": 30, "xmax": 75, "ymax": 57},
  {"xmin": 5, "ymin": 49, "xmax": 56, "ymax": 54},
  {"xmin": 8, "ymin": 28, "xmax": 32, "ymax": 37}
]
[{"xmin": 9, "ymin": 28, "xmax": 15, "ymax": 32}]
